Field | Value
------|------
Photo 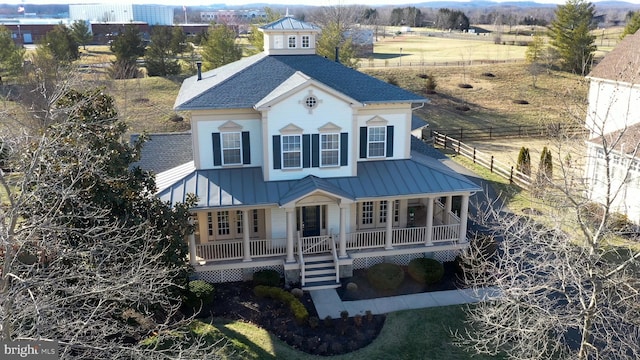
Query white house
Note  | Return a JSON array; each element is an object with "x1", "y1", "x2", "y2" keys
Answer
[
  {"x1": 584, "y1": 31, "x2": 640, "y2": 225},
  {"x1": 136, "y1": 16, "x2": 481, "y2": 289}
]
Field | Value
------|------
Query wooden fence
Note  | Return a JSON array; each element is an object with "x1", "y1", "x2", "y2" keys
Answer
[
  {"x1": 433, "y1": 132, "x2": 533, "y2": 189},
  {"x1": 429, "y1": 123, "x2": 588, "y2": 142}
]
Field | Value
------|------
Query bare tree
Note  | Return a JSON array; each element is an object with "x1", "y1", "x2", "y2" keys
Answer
[
  {"x1": 456, "y1": 74, "x2": 640, "y2": 359},
  {"x1": 0, "y1": 90, "x2": 222, "y2": 358}
]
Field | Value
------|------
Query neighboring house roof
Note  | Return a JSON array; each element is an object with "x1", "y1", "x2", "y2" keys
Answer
[
  {"x1": 130, "y1": 132, "x2": 192, "y2": 174},
  {"x1": 411, "y1": 114, "x2": 429, "y2": 131},
  {"x1": 156, "y1": 159, "x2": 481, "y2": 209},
  {"x1": 588, "y1": 31, "x2": 640, "y2": 84},
  {"x1": 174, "y1": 54, "x2": 426, "y2": 110},
  {"x1": 260, "y1": 16, "x2": 320, "y2": 31},
  {"x1": 588, "y1": 122, "x2": 640, "y2": 157}
]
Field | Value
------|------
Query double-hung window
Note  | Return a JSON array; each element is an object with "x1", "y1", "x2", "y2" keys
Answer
[
  {"x1": 301, "y1": 35, "x2": 310, "y2": 48},
  {"x1": 368, "y1": 126, "x2": 386, "y2": 158},
  {"x1": 282, "y1": 135, "x2": 302, "y2": 169},
  {"x1": 320, "y1": 133, "x2": 340, "y2": 167},
  {"x1": 288, "y1": 35, "x2": 296, "y2": 48},
  {"x1": 221, "y1": 132, "x2": 242, "y2": 165}
]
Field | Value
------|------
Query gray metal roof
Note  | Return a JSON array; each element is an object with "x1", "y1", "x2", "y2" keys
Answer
[
  {"x1": 130, "y1": 132, "x2": 192, "y2": 174},
  {"x1": 174, "y1": 54, "x2": 426, "y2": 111},
  {"x1": 260, "y1": 16, "x2": 320, "y2": 31},
  {"x1": 157, "y1": 159, "x2": 481, "y2": 209}
]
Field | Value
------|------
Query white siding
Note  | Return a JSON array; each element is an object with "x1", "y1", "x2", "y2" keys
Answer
[
  {"x1": 191, "y1": 113, "x2": 263, "y2": 170},
  {"x1": 586, "y1": 80, "x2": 640, "y2": 139},
  {"x1": 265, "y1": 86, "x2": 355, "y2": 181}
]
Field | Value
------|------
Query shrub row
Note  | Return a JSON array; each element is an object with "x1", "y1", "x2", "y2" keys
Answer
[
  {"x1": 253, "y1": 269, "x2": 281, "y2": 287},
  {"x1": 254, "y1": 285, "x2": 309, "y2": 324}
]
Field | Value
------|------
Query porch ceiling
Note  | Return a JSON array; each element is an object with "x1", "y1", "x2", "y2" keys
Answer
[{"x1": 157, "y1": 159, "x2": 482, "y2": 209}]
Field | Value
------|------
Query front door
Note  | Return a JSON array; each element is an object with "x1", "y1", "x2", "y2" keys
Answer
[{"x1": 302, "y1": 206, "x2": 321, "y2": 237}]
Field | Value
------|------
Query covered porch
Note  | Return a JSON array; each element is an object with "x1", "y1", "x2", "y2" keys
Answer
[{"x1": 188, "y1": 195, "x2": 469, "y2": 265}]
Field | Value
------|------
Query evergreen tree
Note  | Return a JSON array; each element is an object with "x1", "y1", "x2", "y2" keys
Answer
[
  {"x1": 621, "y1": 11, "x2": 640, "y2": 38},
  {"x1": 516, "y1": 147, "x2": 531, "y2": 176},
  {"x1": 144, "y1": 26, "x2": 181, "y2": 77},
  {"x1": 548, "y1": 0, "x2": 596, "y2": 75},
  {"x1": 525, "y1": 34, "x2": 546, "y2": 64},
  {"x1": 316, "y1": 20, "x2": 359, "y2": 68},
  {"x1": 201, "y1": 25, "x2": 242, "y2": 71},
  {"x1": 0, "y1": 88, "x2": 215, "y2": 358},
  {"x1": 109, "y1": 24, "x2": 146, "y2": 79},
  {"x1": 0, "y1": 26, "x2": 25, "y2": 82},
  {"x1": 70, "y1": 20, "x2": 92, "y2": 50},
  {"x1": 539, "y1": 146, "x2": 553, "y2": 180},
  {"x1": 42, "y1": 23, "x2": 79, "y2": 63}
]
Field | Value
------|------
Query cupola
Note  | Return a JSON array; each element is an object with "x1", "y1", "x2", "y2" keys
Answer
[{"x1": 259, "y1": 15, "x2": 321, "y2": 56}]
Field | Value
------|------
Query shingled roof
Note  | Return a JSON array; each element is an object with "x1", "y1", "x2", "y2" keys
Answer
[
  {"x1": 174, "y1": 54, "x2": 426, "y2": 110},
  {"x1": 588, "y1": 31, "x2": 640, "y2": 84}
]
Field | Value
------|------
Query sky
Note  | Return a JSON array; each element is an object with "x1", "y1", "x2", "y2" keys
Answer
[{"x1": 6, "y1": 0, "x2": 640, "y2": 5}]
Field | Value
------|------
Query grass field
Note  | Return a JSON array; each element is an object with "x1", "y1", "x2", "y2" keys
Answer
[{"x1": 207, "y1": 305, "x2": 503, "y2": 360}]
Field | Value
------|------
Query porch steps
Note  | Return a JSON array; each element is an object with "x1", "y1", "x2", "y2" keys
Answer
[{"x1": 302, "y1": 255, "x2": 340, "y2": 291}]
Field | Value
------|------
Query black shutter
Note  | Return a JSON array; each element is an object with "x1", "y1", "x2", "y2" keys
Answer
[
  {"x1": 312, "y1": 134, "x2": 320, "y2": 167},
  {"x1": 303, "y1": 134, "x2": 311, "y2": 168},
  {"x1": 340, "y1": 132, "x2": 348, "y2": 166},
  {"x1": 212, "y1": 133, "x2": 222, "y2": 166},
  {"x1": 359, "y1": 127, "x2": 367, "y2": 158},
  {"x1": 242, "y1": 131, "x2": 250, "y2": 165},
  {"x1": 273, "y1": 135, "x2": 281, "y2": 169},
  {"x1": 386, "y1": 126, "x2": 394, "y2": 157}
]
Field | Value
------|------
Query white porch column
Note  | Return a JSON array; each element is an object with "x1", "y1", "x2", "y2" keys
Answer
[
  {"x1": 385, "y1": 200, "x2": 394, "y2": 250},
  {"x1": 339, "y1": 204, "x2": 348, "y2": 258},
  {"x1": 242, "y1": 209, "x2": 251, "y2": 262},
  {"x1": 425, "y1": 197, "x2": 433, "y2": 246},
  {"x1": 285, "y1": 207, "x2": 296, "y2": 263},
  {"x1": 459, "y1": 194, "x2": 470, "y2": 243},
  {"x1": 443, "y1": 196, "x2": 452, "y2": 224},
  {"x1": 188, "y1": 233, "x2": 197, "y2": 266}
]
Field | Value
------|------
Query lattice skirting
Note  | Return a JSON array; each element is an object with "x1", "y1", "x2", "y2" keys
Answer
[
  {"x1": 353, "y1": 249, "x2": 460, "y2": 270},
  {"x1": 194, "y1": 264, "x2": 284, "y2": 284}
]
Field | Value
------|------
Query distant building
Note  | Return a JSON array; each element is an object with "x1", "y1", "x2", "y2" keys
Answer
[
  {"x1": 0, "y1": 18, "x2": 66, "y2": 44},
  {"x1": 69, "y1": 4, "x2": 173, "y2": 26},
  {"x1": 200, "y1": 9, "x2": 266, "y2": 25}
]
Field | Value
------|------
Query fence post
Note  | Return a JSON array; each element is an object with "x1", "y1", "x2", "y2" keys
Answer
[
  {"x1": 510, "y1": 166, "x2": 514, "y2": 184},
  {"x1": 444, "y1": 134, "x2": 447, "y2": 150},
  {"x1": 473, "y1": 148, "x2": 476, "y2": 163},
  {"x1": 457, "y1": 139, "x2": 461, "y2": 154},
  {"x1": 460, "y1": 128, "x2": 463, "y2": 140},
  {"x1": 489, "y1": 127, "x2": 493, "y2": 139},
  {"x1": 490, "y1": 156, "x2": 494, "y2": 173}
]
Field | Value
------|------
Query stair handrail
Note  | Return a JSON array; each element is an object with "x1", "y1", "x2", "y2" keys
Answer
[
  {"x1": 330, "y1": 233, "x2": 340, "y2": 284},
  {"x1": 297, "y1": 231, "x2": 306, "y2": 286}
]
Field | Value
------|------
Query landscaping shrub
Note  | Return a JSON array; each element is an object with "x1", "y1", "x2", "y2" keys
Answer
[
  {"x1": 407, "y1": 258, "x2": 445, "y2": 285},
  {"x1": 366, "y1": 263, "x2": 405, "y2": 291},
  {"x1": 386, "y1": 75, "x2": 398, "y2": 85},
  {"x1": 291, "y1": 288, "x2": 304, "y2": 298},
  {"x1": 253, "y1": 269, "x2": 281, "y2": 287},
  {"x1": 517, "y1": 147, "x2": 531, "y2": 176},
  {"x1": 185, "y1": 280, "x2": 214, "y2": 309},
  {"x1": 253, "y1": 285, "x2": 309, "y2": 324}
]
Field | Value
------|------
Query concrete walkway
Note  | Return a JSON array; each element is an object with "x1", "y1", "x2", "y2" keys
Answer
[{"x1": 309, "y1": 287, "x2": 499, "y2": 318}]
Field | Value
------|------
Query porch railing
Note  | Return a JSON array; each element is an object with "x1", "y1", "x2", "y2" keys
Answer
[
  {"x1": 196, "y1": 225, "x2": 462, "y2": 262},
  {"x1": 299, "y1": 234, "x2": 332, "y2": 255},
  {"x1": 196, "y1": 238, "x2": 286, "y2": 262}
]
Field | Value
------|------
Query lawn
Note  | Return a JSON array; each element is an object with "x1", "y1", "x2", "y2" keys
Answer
[{"x1": 206, "y1": 305, "x2": 502, "y2": 360}]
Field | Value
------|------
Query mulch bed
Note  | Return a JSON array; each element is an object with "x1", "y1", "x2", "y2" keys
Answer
[
  {"x1": 195, "y1": 261, "x2": 463, "y2": 356},
  {"x1": 199, "y1": 281, "x2": 385, "y2": 356}
]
